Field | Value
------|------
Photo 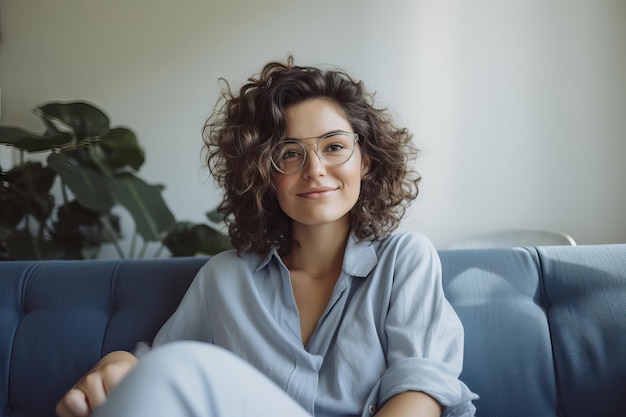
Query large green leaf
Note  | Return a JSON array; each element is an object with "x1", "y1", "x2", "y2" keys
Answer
[
  {"x1": 5, "y1": 161, "x2": 56, "y2": 193},
  {"x1": 3, "y1": 162, "x2": 57, "y2": 220},
  {"x1": 162, "y1": 222, "x2": 202, "y2": 256},
  {"x1": 36, "y1": 101, "x2": 110, "y2": 141},
  {"x1": 4, "y1": 230, "x2": 44, "y2": 259},
  {"x1": 107, "y1": 173, "x2": 176, "y2": 242},
  {"x1": 99, "y1": 127, "x2": 145, "y2": 170},
  {"x1": 0, "y1": 127, "x2": 72, "y2": 152},
  {"x1": 56, "y1": 200, "x2": 102, "y2": 226},
  {"x1": 52, "y1": 201, "x2": 108, "y2": 258},
  {"x1": 206, "y1": 207, "x2": 224, "y2": 223},
  {"x1": 63, "y1": 147, "x2": 102, "y2": 172},
  {"x1": 163, "y1": 222, "x2": 230, "y2": 256},
  {"x1": 4, "y1": 229, "x2": 70, "y2": 260},
  {"x1": 47, "y1": 153, "x2": 115, "y2": 213},
  {"x1": 0, "y1": 190, "x2": 25, "y2": 228},
  {"x1": 194, "y1": 224, "x2": 231, "y2": 255},
  {"x1": 86, "y1": 146, "x2": 114, "y2": 176}
]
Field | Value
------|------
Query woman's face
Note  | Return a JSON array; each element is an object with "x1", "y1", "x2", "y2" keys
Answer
[{"x1": 274, "y1": 98, "x2": 369, "y2": 230}]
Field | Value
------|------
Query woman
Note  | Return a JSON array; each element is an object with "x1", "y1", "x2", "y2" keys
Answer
[{"x1": 56, "y1": 57, "x2": 477, "y2": 417}]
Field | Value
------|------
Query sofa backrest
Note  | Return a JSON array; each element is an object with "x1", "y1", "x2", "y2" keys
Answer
[
  {"x1": 0, "y1": 257, "x2": 206, "y2": 417},
  {"x1": 1, "y1": 244, "x2": 625, "y2": 417},
  {"x1": 535, "y1": 245, "x2": 626, "y2": 416},
  {"x1": 440, "y1": 247, "x2": 558, "y2": 416},
  {"x1": 440, "y1": 244, "x2": 626, "y2": 417}
]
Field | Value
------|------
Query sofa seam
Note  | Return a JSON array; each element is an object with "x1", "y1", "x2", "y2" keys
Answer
[
  {"x1": 534, "y1": 246, "x2": 566, "y2": 417},
  {"x1": 101, "y1": 260, "x2": 122, "y2": 357},
  {"x1": 6, "y1": 263, "x2": 38, "y2": 415}
]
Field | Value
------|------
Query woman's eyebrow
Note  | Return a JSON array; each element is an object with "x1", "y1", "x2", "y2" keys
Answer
[{"x1": 284, "y1": 129, "x2": 347, "y2": 141}]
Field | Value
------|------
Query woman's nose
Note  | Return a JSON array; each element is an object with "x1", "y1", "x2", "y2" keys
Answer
[{"x1": 302, "y1": 146, "x2": 326, "y2": 177}]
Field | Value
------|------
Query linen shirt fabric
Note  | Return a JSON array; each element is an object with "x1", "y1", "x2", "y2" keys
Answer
[{"x1": 140, "y1": 231, "x2": 477, "y2": 417}]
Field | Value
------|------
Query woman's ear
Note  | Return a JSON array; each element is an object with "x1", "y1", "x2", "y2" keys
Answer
[{"x1": 360, "y1": 154, "x2": 371, "y2": 178}]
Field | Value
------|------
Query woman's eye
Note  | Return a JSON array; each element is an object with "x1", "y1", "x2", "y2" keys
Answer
[
  {"x1": 282, "y1": 150, "x2": 301, "y2": 160},
  {"x1": 325, "y1": 144, "x2": 345, "y2": 152}
]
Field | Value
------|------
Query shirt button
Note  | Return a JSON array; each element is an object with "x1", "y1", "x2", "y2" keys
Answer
[{"x1": 368, "y1": 404, "x2": 376, "y2": 416}]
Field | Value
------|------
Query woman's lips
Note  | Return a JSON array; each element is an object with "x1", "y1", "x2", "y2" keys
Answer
[{"x1": 297, "y1": 188, "x2": 337, "y2": 199}]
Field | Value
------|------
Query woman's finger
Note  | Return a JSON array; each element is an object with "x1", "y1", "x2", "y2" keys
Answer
[
  {"x1": 78, "y1": 372, "x2": 108, "y2": 410},
  {"x1": 56, "y1": 388, "x2": 90, "y2": 417}
]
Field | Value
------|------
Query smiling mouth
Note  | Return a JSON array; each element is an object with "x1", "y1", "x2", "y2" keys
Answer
[{"x1": 297, "y1": 189, "x2": 337, "y2": 199}]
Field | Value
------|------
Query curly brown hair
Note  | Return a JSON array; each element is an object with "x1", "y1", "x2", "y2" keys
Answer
[{"x1": 204, "y1": 56, "x2": 420, "y2": 254}]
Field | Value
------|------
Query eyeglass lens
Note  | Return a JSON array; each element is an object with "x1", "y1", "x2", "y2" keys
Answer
[{"x1": 272, "y1": 132, "x2": 357, "y2": 174}]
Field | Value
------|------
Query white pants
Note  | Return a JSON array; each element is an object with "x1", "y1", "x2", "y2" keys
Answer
[{"x1": 93, "y1": 341, "x2": 312, "y2": 417}]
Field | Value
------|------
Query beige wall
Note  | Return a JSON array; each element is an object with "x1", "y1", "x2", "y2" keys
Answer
[{"x1": 1, "y1": 0, "x2": 625, "y2": 252}]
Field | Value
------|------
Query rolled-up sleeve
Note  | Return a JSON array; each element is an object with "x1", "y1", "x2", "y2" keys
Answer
[{"x1": 378, "y1": 233, "x2": 477, "y2": 416}]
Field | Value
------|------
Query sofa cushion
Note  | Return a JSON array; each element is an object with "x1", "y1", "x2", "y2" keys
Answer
[
  {"x1": 538, "y1": 244, "x2": 626, "y2": 417},
  {"x1": 440, "y1": 248, "x2": 558, "y2": 417}
]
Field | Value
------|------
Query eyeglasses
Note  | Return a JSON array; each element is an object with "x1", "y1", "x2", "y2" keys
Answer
[{"x1": 271, "y1": 130, "x2": 359, "y2": 175}]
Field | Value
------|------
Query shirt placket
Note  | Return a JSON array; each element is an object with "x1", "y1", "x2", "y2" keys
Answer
[{"x1": 306, "y1": 273, "x2": 351, "y2": 355}]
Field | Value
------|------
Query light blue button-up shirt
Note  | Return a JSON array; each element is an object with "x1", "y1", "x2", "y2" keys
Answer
[{"x1": 144, "y1": 231, "x2": 477, "y2": 416}]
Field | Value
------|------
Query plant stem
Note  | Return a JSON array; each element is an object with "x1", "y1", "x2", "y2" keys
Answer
[
  {"x1": 138, "y1": 240, "x2": 148, "y2": 258},
  {"x1": 101, "y1": 220, "x2": 125, "y2": 258},
  {"x1": 20, "y1": 150, "x2": 44, "y2": 259},
  {"x1": 29, "y1": 217, "x2": 43, "y2": 260},
  {"x1": 61, "y1": 179, "x2": 70, "y2": 204},
  {"x1": 129, "y1": 230, "x2": 137, "y2": 258},
  {"x1": 153, "y1": 243, "x2": 165, "y2": 258}
]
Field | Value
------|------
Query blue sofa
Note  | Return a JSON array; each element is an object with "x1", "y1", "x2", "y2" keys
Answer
[{"x1": 1, "y1": 244, "x2": 625, "y2": 417}]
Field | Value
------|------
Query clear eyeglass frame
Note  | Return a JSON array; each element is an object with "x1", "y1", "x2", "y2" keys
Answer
[{"x1": 270, "y1": 130, "x2": 359, "y2": 175}]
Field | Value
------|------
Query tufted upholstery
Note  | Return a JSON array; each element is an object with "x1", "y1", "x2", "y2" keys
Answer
[
  {"x1": 1, "y1": 245, "x2": 625, "y2": 417},
  {"x1": 1, "y1": 257, "x2": 206, "y2": 417}
]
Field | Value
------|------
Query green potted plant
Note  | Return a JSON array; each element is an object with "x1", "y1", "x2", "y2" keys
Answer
[{"x1": 0, "y1": 100, "x2": 229, "y2": 260}]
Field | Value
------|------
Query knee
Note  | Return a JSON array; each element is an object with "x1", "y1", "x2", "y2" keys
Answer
[
  {"x1": 146, "y1": 340, "x2": 220, "y2": 357},
  {"x1": 138, "y1": 341, "x2": 239, "y2": 379}
]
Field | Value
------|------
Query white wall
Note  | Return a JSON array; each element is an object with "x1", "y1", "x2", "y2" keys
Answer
[{"x1": 1, "y1": 0, "x2": 625, "y2": 251}]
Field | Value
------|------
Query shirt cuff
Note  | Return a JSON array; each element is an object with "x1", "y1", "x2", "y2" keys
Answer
[{"x1": 378, "y1": 356, "x2": 478, "y2": 416}]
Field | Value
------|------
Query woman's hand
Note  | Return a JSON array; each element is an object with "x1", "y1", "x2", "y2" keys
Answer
[{"x1": 56, "y1": 350, "x2": 138, "y2": 417}]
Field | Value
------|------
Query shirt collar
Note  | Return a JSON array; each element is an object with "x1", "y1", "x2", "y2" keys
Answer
[
  {"x1": 253, "y1": 233, "x2": 378, "y2": 278},
  {"x1": 253, "y1": 248, "x2": 278, "y2": 273},
  {"x1": 342, "y1": 233, "x2": 378, "y2": 278}
]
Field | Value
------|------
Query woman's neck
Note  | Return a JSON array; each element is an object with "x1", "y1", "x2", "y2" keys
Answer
[{"x1": 282, "y1": 221, "x2": 350, "y2": 281}]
